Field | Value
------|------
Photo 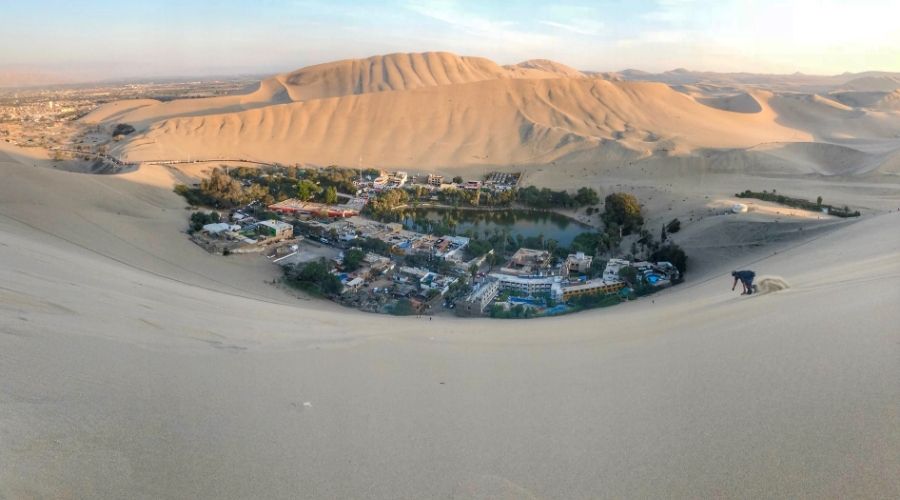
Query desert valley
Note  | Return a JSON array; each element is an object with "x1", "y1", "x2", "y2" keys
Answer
[{"x1": 2, "y1": 44, "x2": 899, "y2": 499}]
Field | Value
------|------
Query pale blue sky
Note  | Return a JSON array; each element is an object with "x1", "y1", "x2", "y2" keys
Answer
[{"x1": 4, "y1": 0, "x2": 899, "y2": 80}]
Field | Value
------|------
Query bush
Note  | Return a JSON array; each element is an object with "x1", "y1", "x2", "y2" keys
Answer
[
  {"x1": 112, "y1": 123, "x2": 135, "y2": 136},
  {"x1": 665, "y1": 218, "x2": 681, "y2": 234}
]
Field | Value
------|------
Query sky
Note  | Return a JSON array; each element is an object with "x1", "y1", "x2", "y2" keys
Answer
[{"x1": 2, "y1": 0, "x2": 899, "y2": 82}]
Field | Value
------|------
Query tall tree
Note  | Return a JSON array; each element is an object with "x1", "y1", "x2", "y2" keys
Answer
[
  {"x1": 297, "y1": 179, "x2": 321, "y2": 201},
  {"x1": 323, "y1": 186, "x2": 338, "y2": 204}
]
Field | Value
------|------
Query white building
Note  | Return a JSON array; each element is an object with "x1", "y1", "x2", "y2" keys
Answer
[
  {"x1": 603, "y1": 258, "x2": 631, "y2": 281},
  {"x1": 463, "y1": 278, "x2": 500, "y2": 313},
  {"x1": 202, "y1": 222, "x2": 234, "y2": 234},
  {"x1": 563, "y1": 252, "x2": 593, "y2": 276},
  {"x1": 490, "y1": 273, "x2": 560, "y2": 296}
]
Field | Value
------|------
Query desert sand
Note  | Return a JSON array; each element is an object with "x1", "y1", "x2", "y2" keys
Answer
[
  {"x1": 2, "y1": 52, "x2": 900, "y2": 498},
  {"x1": 80, "y1": 52, "x2": 900, "y2": 174}
]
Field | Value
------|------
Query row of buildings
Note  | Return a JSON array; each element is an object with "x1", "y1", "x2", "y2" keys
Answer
[
  {"x1": 458, "y1": 249, "x2": 679, "y2": 316},
  {"x1": 197, "y1": 216, "x2": 294, "y2": 252}
]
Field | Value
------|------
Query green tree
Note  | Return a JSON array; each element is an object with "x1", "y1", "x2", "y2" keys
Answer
[
  {"x1": 574, "y1": 187, "x2": 599, "y2": 206},
  {"x1": 602, "y1": 193, "x2": 644, "y2": 235},
  {"x1": 343, "y1": 248, "x2": 365, "y2": 272},
  {"x1": 323, "y1": 185, "x2": 339, "y2": 204},
  {"x1": 200, "y1": 168, "x2": 244, "y2": 207},
  {"x1": 651, "y1": 243, "x2": 688, "y2": 274},
  {"x1": 297, "y1": 179, "x2": 322, "y2": 201},
  {"x1": 452, "y1": 175, "x2": 463, "y2": 184},
  {"x1": 287, "y1": 258, "x2": 342, "y2": 296}
]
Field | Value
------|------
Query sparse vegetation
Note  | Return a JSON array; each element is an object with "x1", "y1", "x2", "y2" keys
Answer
[
  {"x1": 112, "y1": 123, "x2": 135, "y2": 136},
  {"x1": 517, "y1": 186, "x2": 598, "y2": 209},
  {"x1": 736, "y1": 190, "x2": 860, "y2": 217}
]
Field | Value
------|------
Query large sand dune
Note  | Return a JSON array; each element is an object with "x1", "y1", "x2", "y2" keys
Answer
[
  {"x1": 82, "y1": 52, "x2": 900, "y2": 174},
  {"x1": 1, "y1": 144, "x2": 898, "y2": 498},
  {"x1": 110, "y1": 77, "x2": 811, "y2": 167}
]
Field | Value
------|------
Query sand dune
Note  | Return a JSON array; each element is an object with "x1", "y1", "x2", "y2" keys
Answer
[
  {"x1": 112, "y1": 76, "x2": 809, "y2": 167},
  {"x1": 839, "y1": 75, "x2": 900, "y2": 92},
  {"x1": 84, "y1": 52, "x2": 587, "y2": 130},
  {"x1": 696, "y1": 91, "x2": 763, "y2": 113},
  {"x1": 77, "y1": 53, "x2": 900, "y2": 174},
  {"x1": 1, "y1": 142, "x2": 898, "y2": 498},
  {"x1": 505, "y1": 58, "x2": 586, "y2": 78}
]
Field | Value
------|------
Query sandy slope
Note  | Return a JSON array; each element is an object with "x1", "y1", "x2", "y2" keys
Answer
[
  {"x1": 1, "y1": 139, "x2": 899, "y2": 498},
  {"x1": 79, "y1": 52, "x2": 900, "y2": 174},
  {"x1": 113, "y1": 77, "x2": 809, "y2": 167}
]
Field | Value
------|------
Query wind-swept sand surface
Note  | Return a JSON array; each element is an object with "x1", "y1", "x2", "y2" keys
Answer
[
  {"x1": 1, "y1": 139, "x2": 899, "y2": 498},
  {"x1": 81, "y1": 52, "x2": 900, "y2": 174}
]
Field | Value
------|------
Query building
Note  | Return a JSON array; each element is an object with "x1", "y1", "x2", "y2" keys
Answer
[
  {"x1": 558, "y1": 279, "x2": 625, "y2": 301},
  {"x1": 603, "y1": 258, "x2": 631, "y2": 281},
  {"x1": 502, "y1": 248, "x2": 552, "y2": 275},
  {"x1": 343, "y1": 277, "x2": 365, "y2": 293},
  {"x1": 563, "y1": 252, "x2": 593, "y2": 276},
  {"x1": 202, "y1": 222, "x2": 232, "y2": 235},
  {"x1": 462, "y1": 278, "x2": 500, "y2": 314},
  {"x1": 490, "y1": 273, "x2": 560, "y2": 296},
  {"x1": 396, "y1": 266, "x2": 456, "y2": 296},
  {"x1": 426, "y1": 174, "x2": 444, "y2": 186},
  {"x1": 257, "y1": 220, "x2": 294, "y2": 239},
  {"x1": 432, "y1": 235, "x2": 470, "y2": 261},
  {"x1": 268, "y1": 198, "x2": 359, "y2": 218}
]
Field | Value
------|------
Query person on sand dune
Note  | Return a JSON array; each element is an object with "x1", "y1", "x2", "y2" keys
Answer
[{"x1": 732, "y1": 270, "x2": 756, "y2": 295}]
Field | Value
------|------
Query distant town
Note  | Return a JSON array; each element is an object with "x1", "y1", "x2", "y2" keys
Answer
[
  {"x1": 177, "y1": 164, "x2": 687, "y2": 318},
  {"x1": 0, "y1": 78, "x2": 257, "y2": 168}
]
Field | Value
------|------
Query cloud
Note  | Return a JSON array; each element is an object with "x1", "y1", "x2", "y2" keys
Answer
[
  {"x1": 403, "y1": 0, "x2": 556, "y2": 49},
  {"x1": 539, "y1": 19, "x2": 604, "y2": 36},
  {"x1": 643, "y1": 0, "x2": 698, "y2": 24}
]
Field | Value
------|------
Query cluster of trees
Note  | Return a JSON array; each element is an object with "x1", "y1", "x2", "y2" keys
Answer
[
  {"x1": 176, "y1": 165, "x2": 360, "y2": 210},
  {"x1": 284, "y1": 259, "x2": 342, "y2": 296},
  {"x1": 188, "y1": 211, "x2": 221, "y2": 232},
  {"x1": 351, "y1": 237, "x2": 392, "y2": 255},
  {"x1": 602, "y1": 192, "x2": 644, "y2": 235},
  {"x1": 400, "y1": 252, "x2": 456, "y2": 276},
  {"x1": 175, "y1": 168, "x2": 272, "y2": 208},
  {"x1": 200, "y1": 168, "x2": 272, "y2": 207},
  {"x1": 342, "y1": 248, "x2": 365, "y2": 272},
  {"x1": 363, "y1": 189, "x2": 409, "y2": 220},
  {"x1": 516, "y1": 186, "x2": 599, "y2": 209},
  {"x1": 735, "y1": 190, "x2": 859, "y2": 217}
]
